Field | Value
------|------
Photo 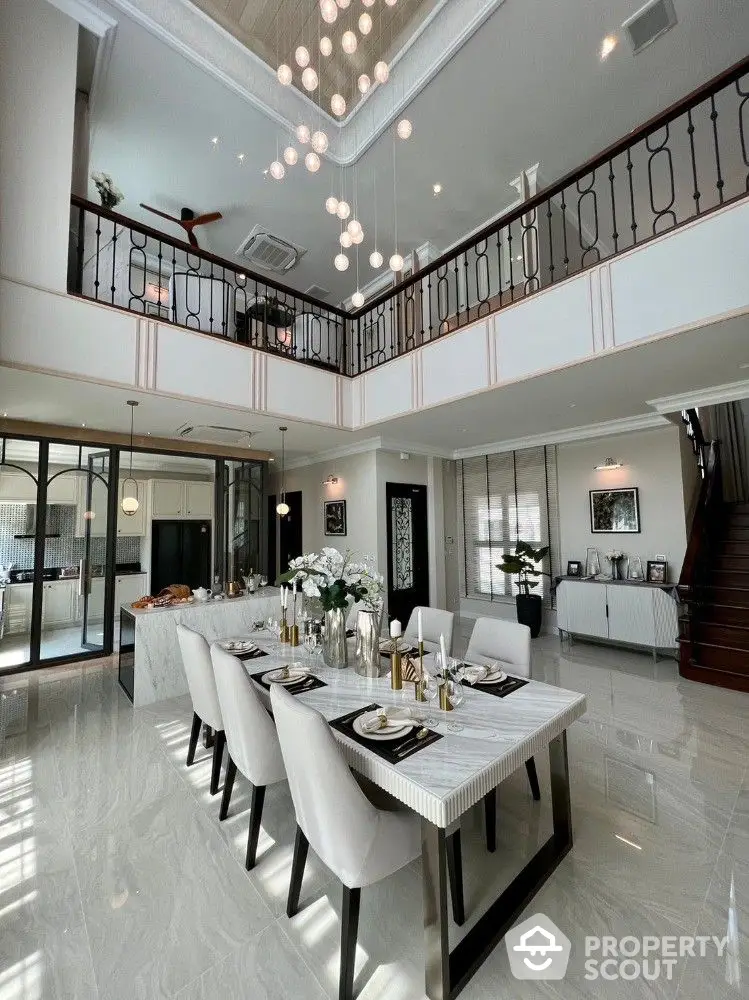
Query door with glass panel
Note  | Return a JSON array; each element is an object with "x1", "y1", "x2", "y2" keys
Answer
[
  {"x1": 385, "y1": 483, "x2": 429, "y2": 626},
  {"x1": 80, "y1": 450, "x2": 110, "y2": 652}
]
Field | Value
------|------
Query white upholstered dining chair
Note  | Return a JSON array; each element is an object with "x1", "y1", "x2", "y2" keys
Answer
[
  {"x1": 209, "y1": 645, "x2": 287, "y2": 869},
  {"x1": 270, "y1": 684, "x2": 428, "y2": 1000},
  {"x1": 403, "y1": 606, "x2": 455, "y2": 655},
  {"x1": 176, "y1": 623, "x2": 225, "y2": 795}
]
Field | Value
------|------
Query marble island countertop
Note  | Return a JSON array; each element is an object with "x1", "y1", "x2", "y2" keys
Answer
[{"x1": 124, "y1": 587, "x2": 280, "y2": 617}]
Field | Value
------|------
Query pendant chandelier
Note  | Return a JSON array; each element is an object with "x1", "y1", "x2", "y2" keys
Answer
[
  {"x1": 121, "y1": 401, "x2": 140, "y2": 516},
  {"x1": 276, "y1": 426, "x2": 290, "y2": 517}
]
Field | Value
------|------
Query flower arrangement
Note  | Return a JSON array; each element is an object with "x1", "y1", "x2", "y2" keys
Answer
[
  {"x1": 605, "y1": 550, "x2": 624, "y2": 562},
  {"x1": 91, "y1": 171, "x2": 124, "y2": 210},
  {"x1": 605, "y1": 550, "x2": 626, "y2": 580},
  {"x1": 278, "y1": 547, "x2": 384, "y2": 612}
]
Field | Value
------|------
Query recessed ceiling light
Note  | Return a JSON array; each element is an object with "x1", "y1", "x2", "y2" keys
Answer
[
  {"x1": 569, "y1": 403, "x2": 577, "y2": 408},
  {"x1": 211, "y1": 136, "x2": 219, "y2": 145},
  {"x1": 262, "y1": 168, "x2": 268, "y2": 176},
  {"x1": 433, "y1": 183, "x2": 442, "y2": 195},
  {"x1": 600, "y1": 34, "x2": 617, "y2": 59},
  {"x1": 237, "y1": 153, "x2": 245, "y2": 163},
  {"x1": 81, "y1": 422, "x2": 86, "y2": 428}
]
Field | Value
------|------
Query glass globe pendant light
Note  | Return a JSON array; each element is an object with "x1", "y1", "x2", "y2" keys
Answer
[
  {"x1": 334, "y1": 253, "x2": 349, "y2": 271},
  {"x1": 362, "y1": 0, "x2": 375, "y2": 6},
  {"x1": 336, "y1": 0, "x2": 351, "y2": 7},
  {"x1": 347, "y1": 218, "x2": 362, "y2": 238},
  {"x1": 351, "y1": 228, "x2": 363, "y2": 244},
  {"x1": 301, "y1": 66, "x2": 319, "y2": 91},
  {"x1": 295, "y1": 46, "x2": 310, "y2": 68},
  {"x1": 336, "y1": 199, "x2": 351, "y2": 219},
  {"x1": 325, "y1": 195, "x2": 339, "y2": 214},
  {"x1": 339, "y1": 231, "x2": 353, "y2": 248},
  {"x1": 121, "y1": 401, "x2": 140, "y2": 516},
  {"x1": 283, "y1": 146, "x2": 298, "y2": 165},
  {"x1": 296, "y1": 124, "x2": 311, "y2": 144},
  {"x1": 320, "y1": 35, "x2": 333, "y2": 56},
  {"x1": 311, "y1": 130, "x2": 329, "y2": 154},
  {"x1": 352, "y1": 290, "x2": 365, "y2": 308},
  {"x1": 320, "y1": 0, "x2": 337, "y2": 22},
  {"x1": 331, "y1": 93, "x2": 346, "y2": 116},
  {"x1": 389, "y1": 252, "x2": 404, "y2": 272},
  {"x1": 374, "y1": 61, "x2": 389, "y2": 84},
  {"x1": 358, "y1": 73, "x2": 371, "y2": 94},
  {"x1": 277, "y1": 64, "x2": 292, "y2": 85},
  {"x1": 341, "y1": 30, "x2": 357, "y2": 54},
  {"x1": 305, "y1": 151, "x2": 321, "y2": 172},
  {"x1": 275, "y1": 426, "x2": 290, "y2": 517},
  {"x1": 396, "y1": 118, "x2": 413, "y2": 139},
  {"x1": 269, "y1": 160, "x2": 285, "y2": 180},
  {"x1": 358, "y1": 12, "x2": 372, "y2": 34},
  {"x1": 369, "y1": 249, "x2": 383, "y2": 268}
]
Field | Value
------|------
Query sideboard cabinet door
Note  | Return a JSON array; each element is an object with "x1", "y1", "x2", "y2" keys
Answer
[{"x1": 560, "y1": 581, "x2": 609, "y2": 638}]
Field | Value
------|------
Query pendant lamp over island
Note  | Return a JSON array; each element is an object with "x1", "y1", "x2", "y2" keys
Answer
[
  {"x1": 276, "y1": 426, "x2": 290, "y2": 517},
  {"x1": 121, "y1": 400, "x2": 140, "y2": 516}
]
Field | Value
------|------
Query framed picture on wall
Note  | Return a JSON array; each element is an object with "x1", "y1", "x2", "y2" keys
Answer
[
  {"x1": 590, "y1": 487, "x2": 640, "y2": 533},
  {"x1": 324, "y1": 499, "x2": 347, "y2": 536}
]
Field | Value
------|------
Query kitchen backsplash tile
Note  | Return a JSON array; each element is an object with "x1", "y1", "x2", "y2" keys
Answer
[{"x1": 0, "y1": 505, "x2": 139, "y2": 570}]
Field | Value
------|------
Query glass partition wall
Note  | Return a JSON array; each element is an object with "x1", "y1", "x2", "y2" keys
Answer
[{"x1": 0, "y1": 433, "x2": 269, "y2": 675}]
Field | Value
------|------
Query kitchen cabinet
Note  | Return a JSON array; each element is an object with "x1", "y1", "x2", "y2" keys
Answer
[
  {"x1": 41, "y1": 580, "x2": 76, "y2": 628},
  {"x1": 87, "y1": 578, "x2": 105, "y2": 624},
  {"x1": 5, "y1": 584, "x2": 33, "y2": 634},
  {"x1": 556, "y1": 580, "x2": 678, "y2": 659},
  {"x1": 117, "y1": 479, "x2": 145, "y2": 536},
  {"x1": 151, "y1": 480, "x2": 213, "y2": 519},
  {"x1": 114, "y1": 573, "x2": 147, "y2": 614},
  {"x1": 0, "y1": 470, "x2": 38, "y2": 502}
]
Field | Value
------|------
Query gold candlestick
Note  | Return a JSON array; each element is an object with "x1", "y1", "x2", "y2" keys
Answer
[
  {"x1": 439, "y1": 679, "x2": 453, "y2": 711},
  {"x1": 290, "y1": 624, "x2": 299, "y2": 647},
  {"x1": 280, "y1": 608, "x2": 289, "y2": 643},
  {"x1": 390, "y1": 647, "x2": 402, "y2": 690},
  {"x1": 414, "y1": 640, "x2": 426, "y2": 701}
]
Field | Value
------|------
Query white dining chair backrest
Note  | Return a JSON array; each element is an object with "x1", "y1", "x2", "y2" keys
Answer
[
  {"x1": 210, "y1": 645, "x2": 286, "y2": 786},
  {"x1": 271, "y1": 684, "x2": 413, "y2": 888},
  {"x1": 465, "y1": 617, "x2": 531, "y2": 676},
  {"x1": 176, "y1": 623, "x2": 223, "y2": 730},
  {"x1": 404, "y1": 606, "x2": 455, "y2": 656}
]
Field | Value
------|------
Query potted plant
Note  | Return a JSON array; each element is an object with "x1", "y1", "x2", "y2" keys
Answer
[{"x1": 497, "y1": 541, "x2": 550, "y2": 638}]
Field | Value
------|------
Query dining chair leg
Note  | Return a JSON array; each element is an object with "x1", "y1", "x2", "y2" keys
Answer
[
  {"x1": 445, "y1": 831, "x2": 465, "y2": 926},
  {"x1": 186, "y1": 712, "x2": 201, "y2": 767},
  {"x1": 484, "y1": 787, "x2": 497, "y2": 853},
  {"x1": 245, "y1": 784, "x2": 266, "y2": 870},
  {"x1": 219, "y1": 755, "x2": 237, "y2": 821},
  {"x1": 287, "y1": 824, "x2": 310, "y2": 918},
  {"x1": 339, "y1": 885, "x2": 361, "y2": 1000},
  {"x1": 525, "y1": 756, "x2": 541, "y2": 801},
  {"x1": 210, "y1": 730, "x2": 226, "y2": 795}
]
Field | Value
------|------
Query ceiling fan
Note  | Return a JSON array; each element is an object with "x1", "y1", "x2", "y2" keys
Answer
[{"x1": 139, "y1": 204, "x2": 223, "y2": 248}]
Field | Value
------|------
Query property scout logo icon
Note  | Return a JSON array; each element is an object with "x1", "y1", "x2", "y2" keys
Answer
[{"x1": 505, "y1": 914, "x2": 572, "y2": 980}]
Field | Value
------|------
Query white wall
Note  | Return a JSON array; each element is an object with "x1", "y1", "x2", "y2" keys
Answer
[
  {"x1": 557, "y1": 425, "x2": 688, "y2": 585},
  {"x1": 0, "y1": 0, "x2": 77, "y2": 291}
]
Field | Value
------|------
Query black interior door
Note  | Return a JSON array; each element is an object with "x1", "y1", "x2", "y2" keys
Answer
[
  {"x1": 278, "y1": 490, "x2": 302, "y2": 576},
  {"x1": 386, "y1": 482, "x2": 429, "y2": 626}
]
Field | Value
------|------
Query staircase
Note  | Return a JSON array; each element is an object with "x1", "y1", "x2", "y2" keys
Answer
[{"x1": 680, "y1": 502, "x2": 749, "y2": 691}]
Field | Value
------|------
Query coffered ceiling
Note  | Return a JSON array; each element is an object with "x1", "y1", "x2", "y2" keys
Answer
[{"x1": 190, "y1": 0, "x2": 439, "y2": 111}]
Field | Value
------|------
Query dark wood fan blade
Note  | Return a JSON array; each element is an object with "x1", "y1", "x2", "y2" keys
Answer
[
  {"x1": 192, "y1": 211, "x2": 223, "y2": 226},
  {"x1": 184, "y1": 227, "x2": 199, "y2": 248},
  {"x1": 140, "y1": 203, "x2": 181, "y2": 224}
]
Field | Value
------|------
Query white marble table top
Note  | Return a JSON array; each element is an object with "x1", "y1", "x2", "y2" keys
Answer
[
  {"x1": 238, "y1": 635, "x2": 587, "y2": 828},
  {"x1": 125, "y1": 586, "x2": 281, "y2": 617}
]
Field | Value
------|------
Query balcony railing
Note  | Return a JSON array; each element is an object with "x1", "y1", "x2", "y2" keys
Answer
[{"x1": 68, "y1": 56, "x2": 749, "y2": 378}]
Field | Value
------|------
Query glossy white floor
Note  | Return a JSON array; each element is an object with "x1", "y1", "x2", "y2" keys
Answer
[{"x1": 0, "y1": 629, "x2": 747, "y2": 1000}]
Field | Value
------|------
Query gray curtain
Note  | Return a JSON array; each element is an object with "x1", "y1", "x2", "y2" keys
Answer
[{"x1": 700, "y1": 402, "x2": 749, "y2": 503}]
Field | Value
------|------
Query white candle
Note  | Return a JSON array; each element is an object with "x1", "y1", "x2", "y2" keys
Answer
[
  {"x1": 417, "y1": 608, "x2": 423, "y2": 643},
  {"x1": 281, "y1": 586, "x2": 287, "y2": 609},
  {"x1": 293, "y1": 577, "x2": 298, "y2": 595},
  {"x1": 390, "y1": 618, "x2": 402, "y2": 638},
  {"x1": 439, "y1": 632, "x2": 448, "y2": 673}
]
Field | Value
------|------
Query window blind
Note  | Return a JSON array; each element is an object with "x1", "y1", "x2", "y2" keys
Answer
[{"x1": 458, "y1": 445, "x2": 560, "y2": 606}]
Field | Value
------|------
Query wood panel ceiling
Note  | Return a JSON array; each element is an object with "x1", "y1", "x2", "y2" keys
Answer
[{"x1": 190, "y1": 0, "x2": 439, "y2": 112}]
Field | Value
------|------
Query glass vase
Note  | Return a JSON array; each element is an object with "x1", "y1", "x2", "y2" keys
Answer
[{"x1": 322, "y1": 607, "x2": 348, "y2": 669}]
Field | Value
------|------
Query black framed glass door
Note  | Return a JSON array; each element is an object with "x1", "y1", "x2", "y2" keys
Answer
[
  {"x1": 80, "y1": 450, "x2": 110, "y2": 651},
  {"x1": 385, "y1": 482, "x2": 429, "y2": 626}
]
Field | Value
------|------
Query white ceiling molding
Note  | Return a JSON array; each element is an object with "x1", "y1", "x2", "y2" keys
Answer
[
  {"x1": 452, "y1": 412, "x2": 669, "y2": 459},
  {"x1": 46, "y1": 0, "x2": 117, "y2": 36},
  {"x1": 647, "y1": 378, "x2": 749, "y2": 413},
  {"x1": 98, "y1": 0, "x2": 505, "y2": 164},
  {"x1": 285, "y1": 434, "x2": 453, "y2": 470}
]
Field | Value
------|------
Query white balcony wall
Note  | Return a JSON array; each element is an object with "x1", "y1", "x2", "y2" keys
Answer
[{"x1": 0, "y1": 0, "x2": 77, "y2": 292}]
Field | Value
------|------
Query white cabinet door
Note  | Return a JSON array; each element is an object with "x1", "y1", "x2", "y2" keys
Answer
[
  {"x1": 152, "y1": 480, "x2": 184, "y2": 517},
  {"x1": 117, "y1": 479, "x2": 146, "y2": 536},
  {"x1": 0, "y1": 470, "x2": 37, "y2": 501},
  {"x1": 6, "y1": 584, "x2": 33, "y2": 634},
  {"x1": 41, "y1": 581, "x2": 74, "y2": 627},
  {"x1": 87, "y1": 578, "x2": 105, "y2": 623},
  {"x1": 607, "y1": 585, "x2": 657, "y2": 646},
  {"x1": 184, "y1": 482, "x2": 212, "y2": 518},
  {"x1": 47, "y1": 475, "x2": 77, "y2": 503},
  {"x1": 114, "y1": 574, "x2": 147, "y2": 615},
  {"x1": 561, "y1": 581, "x2": 609, "y2": 638}
]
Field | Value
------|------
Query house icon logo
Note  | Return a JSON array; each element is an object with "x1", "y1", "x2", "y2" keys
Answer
[{"x1": 505, "y1": 913, "x2": 571, "y2": 979}]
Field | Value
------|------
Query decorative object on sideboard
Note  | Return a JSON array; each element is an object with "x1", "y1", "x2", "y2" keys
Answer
[
  {"x1": 324, "y1": 499, "x2": 346, "y2": 536},
  {"x1": 605, "y1": 550, "x2": 627, "y2": 581},
  {"x1": 91, "y1": 171, "x2": 123, "y2": 210},
  {"x1": 120, "y1": 401, "x2": 140, "y2": 517},
  {"x1": 497, "y1": 541, "x2": 550, "y2": 638},
  {"x1": 647, "y1": 560, "x2": 668, "y2": 584},
  {"x1": 566, "y1": 560, "x2": 583, "y2": 577},
  {"x1": 275, "y1": 427, "x2": 290, "y2": 517},
  {"x1": 590, "y1": 487, "x2": 641, "y2": 533},
  {"x1": 628, "y1": 555, "x2": 645, "y2": 581},
  {"x1": 585, "y1": 547, "x2": 601, "y2": 578}
]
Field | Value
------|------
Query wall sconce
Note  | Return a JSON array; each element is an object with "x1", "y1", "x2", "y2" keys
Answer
[
  {"x1": 322, "y1": 475, "x2": 339, "y2": 486},
  {"x1": 594, "y1": 457, "x2": 624, "y2": 471}
]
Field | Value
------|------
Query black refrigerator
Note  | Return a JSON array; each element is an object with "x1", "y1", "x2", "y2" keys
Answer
[{"x1": 151, "y1": 521, "x2": 211, "y2": 596}]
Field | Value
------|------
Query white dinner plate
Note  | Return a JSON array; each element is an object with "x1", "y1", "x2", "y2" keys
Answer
[
  {"x1": 221, "y1": 638, "x2": 257, "y2": 653},
  {"x1": 476, "y1": 666, "x2": 507, "y2": 685},
  {"x1": 262, "y1": 667, "x2": 308, "y2": 686},
  {"x1": 353, "y1": 711, "x2": 412, "y2": 741}
]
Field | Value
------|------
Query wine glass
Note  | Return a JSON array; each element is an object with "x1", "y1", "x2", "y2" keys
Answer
[
  {"x1": 259, "y1": 575, "x2": 268, "y2": 588},
  {"x1": 422, "y1": 669, "x2": 442, "y2": 726},
  {"x1": 445, "y1": 678, "x2": 465, "y2": 732}
]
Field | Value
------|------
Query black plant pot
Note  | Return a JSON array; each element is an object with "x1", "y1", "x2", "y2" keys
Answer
[{"x1": 516, "y1": 594, "x2": 543, "y2": 638}]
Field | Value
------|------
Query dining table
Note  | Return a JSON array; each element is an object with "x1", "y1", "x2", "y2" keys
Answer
[{"x1": 229, "y1": 630, "x2": 587, "y2": 1000}]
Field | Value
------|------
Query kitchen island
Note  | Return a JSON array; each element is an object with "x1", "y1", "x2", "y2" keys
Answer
[{"x1": 118, "y1": 588, "x2": 281, "y2": 705}]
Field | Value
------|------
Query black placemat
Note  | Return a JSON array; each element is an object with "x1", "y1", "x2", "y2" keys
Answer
[
  {"x1": 462, "y1": 674, "x2": 529, "y2": 698},
  {"x1": 330, "y1": 704, "x2": 443, "y2": 764},
  {"x1": 249, "y1": 669, "x2": 327, "y2": 695},
  {"x1": 236, "y1": 648, "x2": 269, "y2": 662}
]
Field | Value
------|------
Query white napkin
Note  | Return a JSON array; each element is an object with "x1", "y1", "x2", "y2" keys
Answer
[
  {"x1": 462, "y1": 665, "x2": 489, "y2": 685},
  {"x1": 361, "y1": 706, "x2": 413, "y2": 733}
]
